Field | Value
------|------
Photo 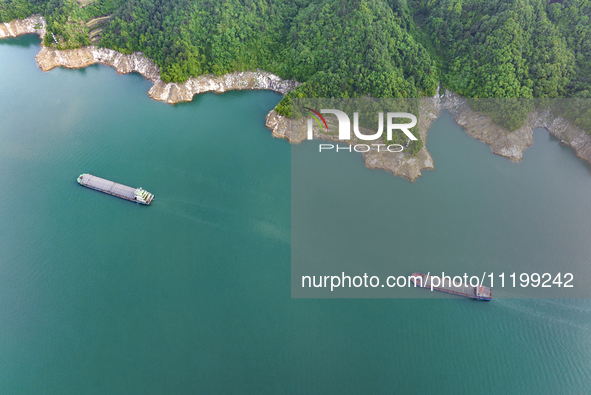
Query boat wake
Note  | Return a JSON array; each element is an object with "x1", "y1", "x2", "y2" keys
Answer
[{"x1": 494, "y1": 298, "x2": 591, "y2": 332}]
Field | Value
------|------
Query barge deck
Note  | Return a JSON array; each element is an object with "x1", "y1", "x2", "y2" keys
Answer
[{"x1": 77, "y1": 173, "x2": 154, "y2": 205}]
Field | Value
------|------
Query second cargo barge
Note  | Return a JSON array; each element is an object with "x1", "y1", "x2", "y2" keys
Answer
[
  {"x1": 410, "y1": 272, "x2": 492, "y2": 300},
  {"x1": 77, "y1": 173, "x2": 154, "y2": 205}
]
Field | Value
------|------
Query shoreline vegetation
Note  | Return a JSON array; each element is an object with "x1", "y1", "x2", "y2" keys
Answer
[
  {"x1": 2, "y1": 15, "x2": 591, "y2": 182},
  {"x1": 0, "y1": 16, "x2": 299, "y2": 103},
  {"x1": 267, "y1": 93, "x2": 591, "y2": 181}
]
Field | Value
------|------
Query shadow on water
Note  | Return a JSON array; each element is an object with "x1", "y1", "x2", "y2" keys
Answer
[{"x1": 0, "y1": 34, "x2": 40, "y2": 48}]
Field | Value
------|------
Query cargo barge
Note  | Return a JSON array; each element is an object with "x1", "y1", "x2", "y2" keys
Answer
[
  {"x1": 77, "y1": 173, "x2": 154, "y2": 205},
  {"x1": 410, "y1": 272, "x2": 492, "y2": 300}
]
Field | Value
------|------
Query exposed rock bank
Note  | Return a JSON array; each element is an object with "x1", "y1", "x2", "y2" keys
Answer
[
  {"x1": 3, "y1": 16, "x2": 591, "y2": 181},
  {"x1": 1, "y1": 16, "x2": 297, "y2": 105},
  {"x1": 265, "y1": 91, "x2": 591, "y2": 181},
  {"x1": 539, "y1": 112, "x2": 591, "y2": 166},
  {"x1": 362, "y1": 96, "x2": 439, "y2": 181},
  {"x1": 36, "y1": 46, "x2": 161, "y2": 80},
  {"x1": 0, "y1": 15, "x2": 45, "y2": 39},
  {"x1": 148, "y1": 71, "x2": 299, "y2": 104},
  {"x1": 36, "y1": 45, "x2": 298, "y2": 104},
  {"x1": 441, "y1": 92, "x2": 591, "y2": 167},
  {"x1": 265, "y1": 95, "x2": 441, "y2": 182}
]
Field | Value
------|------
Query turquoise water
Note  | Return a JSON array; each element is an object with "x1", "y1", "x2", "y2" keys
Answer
[
  {"x1": 292, "y1": 110, "x2": 591, "y2": 298},
  {"x1": 1, "y1": 35, "x2": 591, "y2": 394}
]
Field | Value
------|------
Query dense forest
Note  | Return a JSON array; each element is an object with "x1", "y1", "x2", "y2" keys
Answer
[{"x1": 1, "y1": 0, "x2": 590, "y2": 143}]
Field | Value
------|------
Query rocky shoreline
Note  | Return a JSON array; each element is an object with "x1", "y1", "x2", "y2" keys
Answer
[
  {"x1": 3, "y1": 16, "x2": 591, "y2": 181},
  {"x1": 36, "y1": 45, "x2": 299, "y2": 103},
  {"x1": 265, "y1": 96, "x2": 440, "y2": 182},
  {"x1": 265, "y1": 91, "x2": 591, "y2": 181},
  {"x1": 442, "y1": 92, "x2": 591, "y2": 166},
  {"x1": 1, "y1": 16, "x2": 299, "y2": 105},
  {"x1": 0, "y1": 15, "x2": 45, "y2": 39}
]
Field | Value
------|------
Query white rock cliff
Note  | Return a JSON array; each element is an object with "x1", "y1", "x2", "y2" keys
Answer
[{"x1": 3, "y1": 16, "x2": 591, "y2": 181}]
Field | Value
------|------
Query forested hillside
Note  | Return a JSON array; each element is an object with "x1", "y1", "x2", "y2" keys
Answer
[
  {"x1": 411, "y1": 0, "x2": 589, "y2": 99},
  {"x1": 1, "y1": 0, "x2": 590, "y2": 133}
]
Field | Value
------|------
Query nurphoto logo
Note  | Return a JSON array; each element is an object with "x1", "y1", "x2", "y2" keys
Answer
[{"x1": 304, "y1": 107, "x2": 418, "y2": 153}]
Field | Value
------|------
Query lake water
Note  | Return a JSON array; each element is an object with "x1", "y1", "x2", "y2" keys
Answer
[
  {"x1": 1, "y1": 35, "x2": 590, "y2": 394},
  {"x1": 292, "y1": 108, "x2": 591, "y2": 298}
]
